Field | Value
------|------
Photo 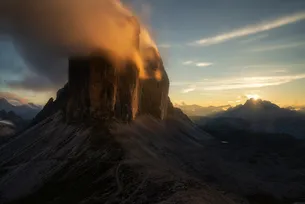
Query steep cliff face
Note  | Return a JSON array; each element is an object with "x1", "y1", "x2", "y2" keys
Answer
[
  {"x1": 115, "y1": 61, "x2": 140, "y2": 121},
  {"x1": 30, "y1": 84, "x2": 68, "y2": 127},
  {"x1": 2, "y1": 49, "x2": 305, "y2": 204},
  {"x1": 66, "y1": 53, "x2": 118, "y2": 122},
  {"x1": 139, "y1": 47, "x2": 170, "y2": 119},
  {"x1": 64, "y1": 48, "x2": 170, "y2": 123},
  {"x1": 65, "y1": 53, "x2": 140, "y2": 122},
  {"x1": 30, "y1": 47, "x2": 172, "y2": 127}
]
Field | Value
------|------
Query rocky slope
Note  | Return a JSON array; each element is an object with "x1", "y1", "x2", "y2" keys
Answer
[
  {"x1": 1, "y1": 51, "x2": 305, "y2": 204},
  {"x1": 2, "y1": 110, "x2": 305, "y2": 204}
]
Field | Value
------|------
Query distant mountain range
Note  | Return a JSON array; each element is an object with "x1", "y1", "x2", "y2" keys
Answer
[
  {"x1": 218, "y1": 99, "x2": 305, "y2": 119},
  {"x1": 174, "y1": 103, "x2": 230, "y2": 117},
  {"x1": 194, "y1": 99, "x2": 305, "y2": 139},
  {"x1": 287, "y1": 105, "x2": 305, "y2": 113},
  {"x1": 0, "y1": 98, "x2": 42, "y2": 119}
]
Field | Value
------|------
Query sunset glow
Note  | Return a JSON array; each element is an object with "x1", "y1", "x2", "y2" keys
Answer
[
  {"x1": 246, "y1": 94, "x2": 260, "y2": 100},
  {"x1": 0, "y1": 0, "x2": 305, "y2": 108}
]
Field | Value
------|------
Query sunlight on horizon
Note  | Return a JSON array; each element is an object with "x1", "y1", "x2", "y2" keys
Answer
[{"x1": 246, "y1": 94, "x2": 260, "y2": 100}]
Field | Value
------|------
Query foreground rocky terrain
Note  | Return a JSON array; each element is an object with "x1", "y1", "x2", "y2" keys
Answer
[
  {"x1": 0, "y1": 51, "x2": 304, "y2": 204},
  {"x1": 1, "y1": 110, "x2": 305, "y2": 204}
]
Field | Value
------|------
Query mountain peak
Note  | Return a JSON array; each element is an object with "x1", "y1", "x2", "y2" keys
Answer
[
  {"x1": 244, "y1": 98, "x2": 279, "y2": 110},
  {"x1": 0, "y1": 97, "x2": 41, "y2": 119},
  {"x1": 244, "y1": 98, "x2": 261, "y2": 106},
  {"x1": 65, "y1": 51, "x2": 170, "y2": 123},
  {"x1": 0, "y1": 98, "x2": 9, "y2": 104},
  {"x1": 27, "y1": 103, "x2": 42, "y2": 110}
]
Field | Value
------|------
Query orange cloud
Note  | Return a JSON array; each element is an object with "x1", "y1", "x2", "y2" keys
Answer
[{"x1": 0, "y1": 91, "x2": 28, "y2": 104}]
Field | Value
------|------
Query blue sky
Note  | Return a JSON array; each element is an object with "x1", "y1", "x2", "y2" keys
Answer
[
  {"x1": 1, "y1": 0, "x2": 305, "y2": 106},
  {"x1": 137, "y1": 0, "x2": 305, "y2": 106}
]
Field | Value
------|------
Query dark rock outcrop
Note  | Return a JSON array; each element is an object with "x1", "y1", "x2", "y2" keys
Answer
[
  {"x1": 30, "y1": 84, "x2": 68, "y2": 127},
  {"x1": 114, "y1": 61, "x2": 140, "y2": 121},
  {"x1": 66, "y1": 54, "x2": 117, "y2": 121},
  {"x1": 65, "y1": 52, "x2": 140, "y2": 122},
  {"x1": 138, "y1": 47, "x2": 169, "y2": 119},
  {"x1": 33, "y1": 48, "x2": 172, "y2": 124}
]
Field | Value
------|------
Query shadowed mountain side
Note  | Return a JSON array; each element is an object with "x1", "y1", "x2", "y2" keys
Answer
[
  {"x1": 1, "y1": 110, "x2": 305, "y2": 203},
  {"x1": 194, "y1": 99, "x2": 305, "y2": 139},
  {"x1": 0, "y1": 113, "x2": 92, "y2": 202},
  {"x1": 1, "y1": 48, "x2": 304, "y2": 204},
  {"x1": 113, "y1": 116, "x2": 305, "y2": 202},
  {"x1": 29, "y1": 84, "x2": 68, "y2": 127},
  {"x1": 0, "y1": 111, "x2": 245, "y2": 204}
]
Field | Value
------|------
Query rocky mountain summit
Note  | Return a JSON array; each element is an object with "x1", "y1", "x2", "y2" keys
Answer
[
  {"x1": 0, "y1": 49, "x2": 215, "y2": 203},
  {"x1": 31, "y1": 48, "x2": 170, "y2": 126},
  {"x1": 1, "y1": 50, "x2": 305, "y2": 204}
]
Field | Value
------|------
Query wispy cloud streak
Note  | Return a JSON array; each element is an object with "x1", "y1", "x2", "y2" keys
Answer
[
  {"x1": 196, "y1": 62, "x2": 213, "y2": 67},
  {"x1": 204, "y1": 74, "x2": 305, "y2": 90},
  {"x1": 172, "y1": 73, "x2": 305, "y2": 92},
  {"x1": 181, "y1": 87, "x2": 196, "y2": 93},
  {"x1": 182, "y1": 61, "x2": 213, "y2": 67},
  {"x1": 240, "y1": 34, "x2": 269, "y2": 44},
  {"x1": 193, "y1": 12, "x2": 305, "y2": 46},
  {"x1": 182, "y1": 60, "x2": 194, "y2": 65},
  {"x1": 249, "y1": 42, "x2": 305, "y2": 52}
]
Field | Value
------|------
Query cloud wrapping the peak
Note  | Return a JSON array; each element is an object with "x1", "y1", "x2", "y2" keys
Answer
[{"x1": 0, "y1": 0, "x2": 156, "y2": 91}]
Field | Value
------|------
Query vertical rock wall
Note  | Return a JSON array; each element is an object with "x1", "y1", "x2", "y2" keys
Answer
[
  {"x1": 66, "y1": 54, "x2": 117, "y2": 122},
  {"x1": 138, "y1": 48, "x2": 170, "y2": 119},
  {"x1": 115, "y1": 62, "x2": 140, "y2": 121},
  {"x1": 65, "y1": 48, "x2": 170, "y2": 123}
]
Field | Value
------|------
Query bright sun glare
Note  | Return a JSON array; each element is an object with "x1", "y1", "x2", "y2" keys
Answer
[{"x1": 246, "y1": 94, "x2": 260, "y2": 100}]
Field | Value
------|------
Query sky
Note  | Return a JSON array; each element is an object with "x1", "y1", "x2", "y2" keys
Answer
[{"x1": 1, "y1": 0, "x2": 305, "y2": 107}]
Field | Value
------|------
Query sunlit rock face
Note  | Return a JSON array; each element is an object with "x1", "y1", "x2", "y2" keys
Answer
[
  {"x1": 65, "y1": 48, "x2": 171, "y2": 123},
  {"x1": 115, "y1": 61, "x2": 140, "y2": 121},
  {"x1": 138, "y1": 47, "x2": 170, "y2": 119},
  {"x1": 66, "y1": 53, "x2": 118, "y2": 122}
]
